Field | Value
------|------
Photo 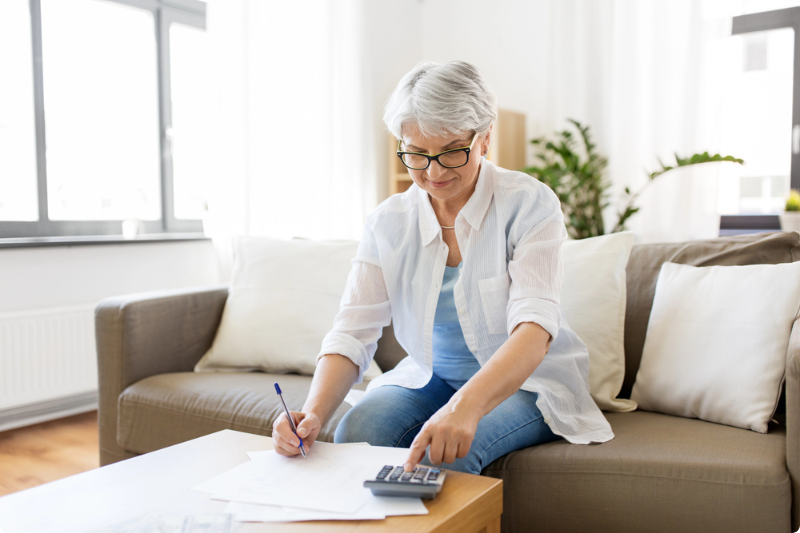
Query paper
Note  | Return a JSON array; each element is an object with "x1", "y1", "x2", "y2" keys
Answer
[
  {"x1": 195, "y1": 452, "x2": 369, "y2": 513},
  {"x1": 192, "y1": 441, "x2": 419, "y2": 517},
  {"x1": 245, "y1": 441, "x2": 369, "y2": 461},
  {"x1": 223, "y1": 493, "x2": 427, "y2": 523},
  {"x1": 247, "y1": 442, "x2": 369, "y2": 459},
  {"x1": 223, "y1": 501, "x2": 386, "y2": 522},
  {"x1": 378, "y1": 496, "x2": 429, "y2": 517}
]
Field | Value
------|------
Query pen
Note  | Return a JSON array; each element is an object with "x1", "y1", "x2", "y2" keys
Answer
[{"x1": 274, "y1": 382, "x2": 307, "y2": 458}]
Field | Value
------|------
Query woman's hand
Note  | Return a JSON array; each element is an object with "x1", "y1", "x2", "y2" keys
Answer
[
  {"x1": 272, "y1": 411, "x2": 321, "y2": 457},
  {"x1": 404, "y1": 401, "x2": 481, "y2": 471}
]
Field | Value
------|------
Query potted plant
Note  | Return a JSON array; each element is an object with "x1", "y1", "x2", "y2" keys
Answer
[
  {"x1": 780, "y1": 189, "x2": 800, "y2": 232},
  {"x1": 524, "y1": 119, "x2": 744, "y2": 240},
  {"x1": 523, "y1": 119, "x2": 610, "y2": 240}
]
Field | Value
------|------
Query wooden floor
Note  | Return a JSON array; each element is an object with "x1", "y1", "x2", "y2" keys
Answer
[{"x1": 0, "y1": 411, "x2": 99, "y2": 497}]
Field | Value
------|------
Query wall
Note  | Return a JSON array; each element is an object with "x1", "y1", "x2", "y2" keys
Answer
[
  {"x1": 416, "y1": 0, "x2": 556, "y2": 161},
  {"x1": 0, "y1": 241, "x2": 221, "y2": 314}
]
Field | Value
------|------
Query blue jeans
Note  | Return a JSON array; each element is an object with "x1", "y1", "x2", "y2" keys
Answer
[{"x1": 334, "y1": 373, "x2": 563, "y2": 474}]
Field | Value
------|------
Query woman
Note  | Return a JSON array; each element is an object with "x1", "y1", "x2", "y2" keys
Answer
[{"x1": 272, "y1": 60, "x2": 614, "y2": 475}]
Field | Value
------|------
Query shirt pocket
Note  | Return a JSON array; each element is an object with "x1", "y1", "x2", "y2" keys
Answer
[{"x1": 477, "y1": 272, "x2": 511, "y2": 335}]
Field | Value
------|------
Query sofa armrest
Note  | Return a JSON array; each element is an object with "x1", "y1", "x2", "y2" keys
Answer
[
  {"x1": 787, "y1": 316, "x2": 800, "y2": 533},
  {"x1": 95, "y1": 285, "x2": 228, "y2": 465}
]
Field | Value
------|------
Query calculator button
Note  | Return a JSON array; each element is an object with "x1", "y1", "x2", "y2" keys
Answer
[
  {"x1": 412, "y1": 470, "x2": 426, "y2": 481},
  {"x1": 400, "y1": 472, "x2": 413, "y2": 482},
  {"x1": 389, "y1": 467, "x2": 404, "y2": 481}
]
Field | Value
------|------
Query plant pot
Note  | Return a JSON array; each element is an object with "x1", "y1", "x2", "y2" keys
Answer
[{"x1": 779, "y1": 212, "x2": 800, "y2": 233}]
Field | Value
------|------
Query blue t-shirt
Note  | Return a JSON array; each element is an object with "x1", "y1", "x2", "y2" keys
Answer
[{"x1": 432, "y1": 261, "x2": 482, "y2": 390}]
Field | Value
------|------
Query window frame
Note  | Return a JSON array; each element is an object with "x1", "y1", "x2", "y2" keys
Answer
[
  {"x1": 721, "y1": 7, "x2": 800, "y2": 234},
  {"x1": 0, "y1": 0, "x2": 206, "y2": 239}
]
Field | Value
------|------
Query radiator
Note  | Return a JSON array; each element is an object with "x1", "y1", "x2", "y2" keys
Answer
[{"x1": 0, "y1": 304, "x2": 98, "y2": 431}]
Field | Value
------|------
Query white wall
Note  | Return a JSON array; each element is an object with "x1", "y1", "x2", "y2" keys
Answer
[
  {"x1": 0, "y1": 241, "x2": 221, "y2": 314},
  {"x1": 418, "y1": 0, "x2": 554, "y2": 149},
  {"x1": 414, "y1": 0, "x2": 625, "y2": 165}
]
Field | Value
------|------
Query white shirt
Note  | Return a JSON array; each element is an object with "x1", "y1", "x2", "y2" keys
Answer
[{"x1": 318, "y1": 159, "x2": 614, "y2": 445}]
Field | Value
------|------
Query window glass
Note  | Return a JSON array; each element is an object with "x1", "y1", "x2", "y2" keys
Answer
[
  {"x1": 0, "y1": 0, "x2": 39, "y2": 221},
  {"x1": 715, "y1": 28, "x2": 794, "y2": 215},
  {"x1": 170, "y1": 23, "x2": 214, "y2": 220},
  {"x1": 41, "y1": 0, "x2": 161, "y2": 221}
]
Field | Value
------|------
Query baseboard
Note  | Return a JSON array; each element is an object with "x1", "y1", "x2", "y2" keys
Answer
[{"x1": 0, "y1": 391, "x2": 97, "y2": 433}]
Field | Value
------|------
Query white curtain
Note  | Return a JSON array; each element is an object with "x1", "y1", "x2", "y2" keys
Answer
[
  {"x1": 542, "y1": 0, "x2": 751, "y2": 242},
  {"x1": 207, "y1": 0, "x2": 378, "y2": 281},
  {"x1": 202, "y1": 0, "x2": 790, "y2": 260},
  {"x1": 205, "y1": 0, "x2": 377, "y2": 280}
]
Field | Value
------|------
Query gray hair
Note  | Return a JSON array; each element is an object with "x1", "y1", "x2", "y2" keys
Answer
[{"x1": 383, "y1": 60, "x2": 498, "y2": 140}]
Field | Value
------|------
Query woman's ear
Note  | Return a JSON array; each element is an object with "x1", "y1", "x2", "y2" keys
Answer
[{"x1": 482, "y1": 124, "x2": 493, "y2": 156}]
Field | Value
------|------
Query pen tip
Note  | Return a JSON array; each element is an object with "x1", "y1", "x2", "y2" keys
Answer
[{"x1": 274, "y1": 383, "x2": 281, "y2": 394}]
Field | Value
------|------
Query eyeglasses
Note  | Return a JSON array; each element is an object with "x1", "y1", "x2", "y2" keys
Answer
[{"x1": 396, "y1": 133, "x2": 478, "y2": 170}]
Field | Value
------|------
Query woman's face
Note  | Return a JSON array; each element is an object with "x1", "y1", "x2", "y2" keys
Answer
[{"x1": 400, "y1": 123, "x2": 491, "y2": 207}]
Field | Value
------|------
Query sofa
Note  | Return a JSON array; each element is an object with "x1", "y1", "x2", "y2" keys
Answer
[{"x1": 96, "y1": 231, "x2": 800, "y2": 533}]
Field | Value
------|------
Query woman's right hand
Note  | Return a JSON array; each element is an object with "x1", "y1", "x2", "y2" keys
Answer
[{"x1": 272, "y1": 411, "x2": 321, "y2": 457}]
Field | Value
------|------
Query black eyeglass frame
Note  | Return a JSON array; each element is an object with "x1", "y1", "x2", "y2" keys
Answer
[{"x1": 396, "y1": 133, "x2": 478, "y2": 170}]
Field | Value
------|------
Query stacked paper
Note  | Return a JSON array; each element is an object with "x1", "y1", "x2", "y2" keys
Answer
[{"x1": 191, "y1": 442, "x2": 428, "y2": 522}]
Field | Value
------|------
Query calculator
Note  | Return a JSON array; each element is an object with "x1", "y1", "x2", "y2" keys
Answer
[{"x1": 363, "y1": 465, "x2": 446, "y2": 499}]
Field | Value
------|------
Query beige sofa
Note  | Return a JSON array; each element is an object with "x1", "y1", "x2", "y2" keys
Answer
[{"x1": 96, "y1": 231, "x2": 800, "y2": 533}]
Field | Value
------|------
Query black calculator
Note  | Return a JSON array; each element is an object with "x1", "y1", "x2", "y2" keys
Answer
[{"x1": 363, "y1": 465, "x2": 446, "y2": 499}]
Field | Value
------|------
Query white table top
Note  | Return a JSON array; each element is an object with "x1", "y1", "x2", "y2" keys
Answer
[{"x1": 0, "y1": 430, "x2": 277, "y2": 533}]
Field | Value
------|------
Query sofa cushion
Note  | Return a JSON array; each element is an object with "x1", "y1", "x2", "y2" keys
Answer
[
  {"x1": 622, "y1": 231, "x2": 800, "y2": 399},
  {"x1": 193, "y1": 237, "x2": 385, "y2": 381},
  {"x1": 374, "y1": 320, "x2": 407, "y2": 372},
  {"x1": 562, "y1": 232, "x2": 636, "y2": 412},
  {"x1": 631, "y1": 261, "x2": 800, "y2": 433},
  {"x1": 483, "y1": 410, "x2": 791, "y2": 533},
  {"x1": 117, "y1": 372, "x2": 354, "y2": 455}
]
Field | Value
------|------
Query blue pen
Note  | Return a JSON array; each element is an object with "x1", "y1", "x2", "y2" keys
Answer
[{"x1": 274, "y1": 382, "x2": 307, "y2": 458}]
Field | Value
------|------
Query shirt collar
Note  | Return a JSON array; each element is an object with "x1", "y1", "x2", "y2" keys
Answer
[{"x1": 417, "y1": 159, "x2": 495, "y2": 247}]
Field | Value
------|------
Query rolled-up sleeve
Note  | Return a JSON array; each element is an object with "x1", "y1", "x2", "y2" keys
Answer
[
  {"x1": 317, "y1": 215, "x2": 392, "y2": 383},
  {"x1": 505, "y1": 185, "x2": 567, "y2": 342}
]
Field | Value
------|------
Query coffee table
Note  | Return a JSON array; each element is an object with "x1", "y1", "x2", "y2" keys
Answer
[{"x1": 0, "y1": 429, "x2": 502, "y2": 533}]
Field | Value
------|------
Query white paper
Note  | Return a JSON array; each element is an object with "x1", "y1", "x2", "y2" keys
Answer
[
  {"x1": 223, "y1": 501, "x2": 386, "y2": 522},
  {"x1": 224, "y1": 493, "x2": 427, "y2": 523},
  {"x1": 192, "y1": 441, "x2": 414, "y2": 516},
  {"x1": 245, "y1": 441, "x2": 368, "y2": 461},
  {"x1": 377, "y1": 496, "x2": 429, "y2": 516}
]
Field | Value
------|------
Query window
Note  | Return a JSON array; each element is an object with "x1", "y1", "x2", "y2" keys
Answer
[
  {"x1": 0, "y1": 0, "x2": 208, "y2": 239},
  {"x1": 719, "y1": 6, "x2": 800, "y2": 233}
]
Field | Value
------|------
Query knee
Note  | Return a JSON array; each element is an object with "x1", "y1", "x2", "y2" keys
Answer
[{"x1": 334, "y1": 404, "x2": 394, "y2": 446}]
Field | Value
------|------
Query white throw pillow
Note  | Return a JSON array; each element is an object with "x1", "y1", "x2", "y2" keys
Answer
[
  {"x1": 195, "y1": 236, "x2": 383, "y2": 379},
  {"x1": 562, "y1": 232, "x2": 636, "y2": 412},
  {"x1": 631, "y1": 261, "x2": 800, "y2": 432}
]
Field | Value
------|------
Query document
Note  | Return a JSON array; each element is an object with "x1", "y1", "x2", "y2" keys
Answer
[
  {"x1": 223, "y1": 494, "x2": 427, "y2": 523},
  {"x1": 223, "y1": 500, "x2": 386, "y2": 522},
  {"x1": 191, "y1": 441, "x2": 428, "y2": 521}
]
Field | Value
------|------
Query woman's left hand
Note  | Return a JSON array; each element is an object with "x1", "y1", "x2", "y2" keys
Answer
[{"x1": 404, "y1": 401, "x2": 481, "y2": 472}]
